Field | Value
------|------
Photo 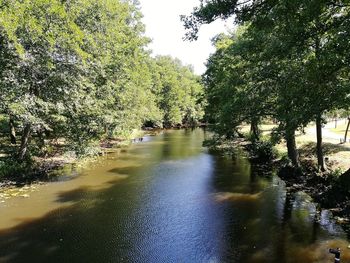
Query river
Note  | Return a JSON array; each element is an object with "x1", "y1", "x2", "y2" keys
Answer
[{"x1": 0, "y1": 129, "x2": 349, "y2": 262}]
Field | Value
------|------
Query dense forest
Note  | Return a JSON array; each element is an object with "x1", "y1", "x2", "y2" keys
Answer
[
  {"x1": 0, "y1": 0, "x2": 205, "y2": 178},
  {"x1": 183, "y1": 0, "x2": 350, "y2": 172}
]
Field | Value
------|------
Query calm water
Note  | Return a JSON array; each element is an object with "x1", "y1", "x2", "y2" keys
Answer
[{"x1": 0, "y1": 129, "x2": 349, "y2": 262}]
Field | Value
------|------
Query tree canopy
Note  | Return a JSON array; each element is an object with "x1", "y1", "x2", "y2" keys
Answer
[
  {"x1": 0, "y1": 0, "x2": 205, "y2": 173},
  {"x1": 185, "y1": 0, "x2": 350, "y2": 170}
]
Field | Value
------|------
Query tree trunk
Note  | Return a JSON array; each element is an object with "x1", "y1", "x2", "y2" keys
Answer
[
  {"x1": 250, "y1": 117, "x2": 260, "y2": 141},
  {"x1": 343, "y1": 117, "x2": 350, "y2": 143},
  {"x1": 9, "y1": 116, "x2": 16, "y2": 144},
  {"x1": 316, "y1": 116, "x2": 326, "y2": 171},
  {"x1": 37, "y1": 130, "x2": 45, "y2": 150},
  {"x1": 286, "y1": 128, "x2": 299, "y2": 168},
  {"x1": 18, "y1": 124, "x2": 31, "y2": 161}
]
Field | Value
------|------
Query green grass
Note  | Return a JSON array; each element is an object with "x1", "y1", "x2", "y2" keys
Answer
[{"x1": 330, "y1": 122, "x2": 349, "y2": 136}]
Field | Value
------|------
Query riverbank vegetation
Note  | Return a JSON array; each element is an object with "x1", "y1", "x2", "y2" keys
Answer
[
  {"x1": 0, "y1": 0, "x2": 205, "y2": 180},
  {"x1": 184, "y1": 1, "x2": 350, "y2": 218}
]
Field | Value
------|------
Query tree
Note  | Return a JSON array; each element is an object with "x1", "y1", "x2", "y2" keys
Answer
[
  {"x1": 152, "y1": 56, "x2": 204, "y2": 128},
  {"x1": 0, "y1": 0, "x2": 86, "y2": 160},
  {"x1": 184, "y1": 0, "x2": 350, "y2": 170},
  {"x1": 0, "y1": 0, "x2": 206, "y2": 171}
]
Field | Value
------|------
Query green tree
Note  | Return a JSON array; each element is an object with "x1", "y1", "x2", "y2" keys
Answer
[
  {"x1": 0, "y1": 0, "x2": 86, "y2": 160},
  {"x1": 152, "y1": 56, "x2": 204, "y2": 128},
  {"x1": 184, "y1": 0, "x2": 350, "y2": 170},
  {"x1": 0, "y1": 0, "x2": 206, "y2": 173}
]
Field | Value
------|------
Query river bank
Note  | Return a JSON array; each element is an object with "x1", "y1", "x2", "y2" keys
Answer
[
  {"x1": 0, "y1": 125, "x2": 205, "y2": 201},
  {"x1": 206, "y1": 136, "x2": 350, "y2": 228},
  {"x1": 0, "y1": 139, "x2": 124, "y2": 203},
  {"x1": 0, "y1": 129, "x2": 158, "y2": 197}
]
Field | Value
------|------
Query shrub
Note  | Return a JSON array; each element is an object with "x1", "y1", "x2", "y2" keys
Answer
[
  {"x1": 69, "y1": 141, "x2": 102, "y2": 158},
  {"x1": 252, "y1": 140, "x2": 277, "y2": 161},
  {"x1": 0, "y1": 159, "x2": 32, "y2": 178}
]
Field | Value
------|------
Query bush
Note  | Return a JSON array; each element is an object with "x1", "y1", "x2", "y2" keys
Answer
[
  {"x1": 0, "y1": 115, "x2": 9, "y2": 135},
  {"x1": 0, "y1": 159, "x2": 32, "y2": 178},
  {"x1": 245, "y1": 132, "x2": 256, "y2": 142},
  {"x1": 279, "y1": 154, "x2": 292, "y2": 166},
  {"x1": 251, "y1": 140, "x2": 277, "y2": 161},
  {"x1": 202, "y1": 137, "x2": 220, "y2": 148},
  {"x1": 68, "y1": 141, "x2": 102, "y2": 158}
]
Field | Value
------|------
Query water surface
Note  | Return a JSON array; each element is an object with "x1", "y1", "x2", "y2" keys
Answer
[{"x1": 0, "y1": 129, "x2": 349, "y2": 262}]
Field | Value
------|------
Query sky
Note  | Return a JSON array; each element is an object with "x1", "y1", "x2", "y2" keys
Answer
[{"x1": 138, "y1": 0, "x2": 234, "y2": 75}]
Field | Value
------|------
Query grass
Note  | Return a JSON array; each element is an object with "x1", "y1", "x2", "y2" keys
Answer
[{"x1": 330, "y1": 121, "x2": 349, "y2": 136}]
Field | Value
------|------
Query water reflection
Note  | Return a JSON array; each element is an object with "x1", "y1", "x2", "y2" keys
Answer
[{"x1": 0, "y1": 129, "x2": 349, "y2": 262}]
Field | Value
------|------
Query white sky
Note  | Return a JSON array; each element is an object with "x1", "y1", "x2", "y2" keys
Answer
[{"x1": 138, "y1": 0, "x2": 234, "y2": 75}]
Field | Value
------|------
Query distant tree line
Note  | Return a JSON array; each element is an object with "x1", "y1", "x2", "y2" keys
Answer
[
  {"x1": 183, "y1": 0, "x2": 350, "y2": 171},
  {"x1": 0, "y1": 0, "x2": 205, "y2": 165}
]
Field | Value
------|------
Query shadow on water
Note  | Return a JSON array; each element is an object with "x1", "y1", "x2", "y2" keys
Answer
[
  {"x1": 0, "y1": 129, "x2": 350, "y2": 263},
  {"x1": 0, "y1": 184, "x2": 136, "y2": 262},
  {"x1": 55, "y1": 186, "x2": 100, "y2": 203},
  {"x1": 107, "y1": 166, "x2": 143, "y2": 175},
  {"x1": 208, "y1": 152, "x2": 350, "y2": 263},
  {"x1": 0, "y1": 195, "x2": 80, "y2": 262}
]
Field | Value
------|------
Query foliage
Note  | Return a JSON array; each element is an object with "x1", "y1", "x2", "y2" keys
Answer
[
  {"x1": 0, "y1": 159, "x2": 33, "y2": 179},
  {"x1": 251, "y1": 140, "x2": 277, "y2": 162},
  {"x1": 185, "y1": 0, "x2": 350, "y2": 170},
  {"x1": 0, "y1": 0, "x2": 205, "y2": 175},
  {"x1": 152, "y1": 56, "x2": 205, "y2": 127}
]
